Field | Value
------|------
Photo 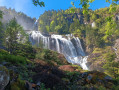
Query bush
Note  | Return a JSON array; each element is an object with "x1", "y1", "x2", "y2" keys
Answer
[
  {"x1": 0, "y1": 49, "x2": 9, "y2": 55},
  {"x1": 5, "y1": 55, "x2": 27, "y2": 65},
  {"x1": 0, "y1": 51, "x2": 27, "y2": 65},
  {"x1": 10, "y1": 78, "x2": 26, "y2": 90},
  {"x1": 13, "y1": 44, "x2": 36, "y2": 59}
]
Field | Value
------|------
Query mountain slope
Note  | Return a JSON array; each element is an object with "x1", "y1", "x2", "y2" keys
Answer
[{"x1": 0, "y1": 7, "x2": 37, "y2": 30}]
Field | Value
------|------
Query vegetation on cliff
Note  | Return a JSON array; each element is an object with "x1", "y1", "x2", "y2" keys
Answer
[{"x1": 38, "y1": 5, "x2": 119, "y2": 49}]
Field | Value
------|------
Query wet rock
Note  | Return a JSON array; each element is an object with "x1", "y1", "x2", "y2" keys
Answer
[{"x1": 0, "y1": 66, "x2": 10, "y2": 90}]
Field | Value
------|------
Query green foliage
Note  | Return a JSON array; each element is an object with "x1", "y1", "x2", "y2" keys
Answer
[
  {"x1": 98, "y1": 86, "x2": 106, "y2": 90},
  {"x1": 4, "y1": 18, "x2": 29, "y2": 54},
  {"x1": 0, "y1": 10, "x2": 3, "y2": 43},
  {"x1": 13, "y1": 44, "x2": 35, "y2": 59},
  {"x1": 103, "y1": 62, "x2": 119, "y2": 78},
  {"x1": 35, "y1": 48, "x2": 68, "y2": 65},
  {"x1": 0, "y1": 49, "x2": 27, "y2": 65},
  {"x1": 38, "y1": 5, "x2": 119, "y2": 48},
  {"x1": 92, "y1": 47, "x2": 119, "y2": 79},
  {"x1": 44, "y1": 49, "x2": 57, "y2": 60},
  {"x1": 90, "y1": 47, "x2": 119, "y2": 79},
  {"x1": 103, "y1": 52, "x2": 116, "y2": 62},
  {"x1": 32, "y1": 0, "x2": 45, "y2": 7},
  {"x1": 11, "y1": 78, "x2": 26, "y2": 90},
  {"x1": 39, "y1": 83, "x2": 50, "y2": 90},
  {"x1": 0, "y1": 49, "x2": 9, "y2": 55}
]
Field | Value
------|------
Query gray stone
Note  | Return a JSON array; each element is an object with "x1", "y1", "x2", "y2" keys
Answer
[
  {"x1": 0, "y1": 66, "x2": 10, "y2": 90},
  {"x1": 87, "y1": 75, "x2": 92, "y2": 81}
]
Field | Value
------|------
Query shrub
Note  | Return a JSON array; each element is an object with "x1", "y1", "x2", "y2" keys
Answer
[
  {"x1": 0, "y1": 52, "x2": 27, "y2": 65},
  {"x1": 10, "y1": 78, "x2": 26, "y2": 90},
  {"x1": 0, "y1": 49, "x2": 9, "y2": 55},
  {"x1": 13, "y1": 44, "x2": 36, "y2": 59}
]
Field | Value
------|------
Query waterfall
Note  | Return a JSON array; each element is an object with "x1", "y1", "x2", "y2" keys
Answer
[{"x1": 29, "y1": 31, "x2": 89, "y2": 70}]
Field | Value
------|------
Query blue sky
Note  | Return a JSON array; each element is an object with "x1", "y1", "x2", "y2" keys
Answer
[{"x1": 0, "y1": 0, "x2": 110, "y2": 19}]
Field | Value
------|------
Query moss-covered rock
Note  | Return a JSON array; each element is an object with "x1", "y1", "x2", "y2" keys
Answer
[{"x1": 77, "y1": 71, "x2": 114, "y2": 89}]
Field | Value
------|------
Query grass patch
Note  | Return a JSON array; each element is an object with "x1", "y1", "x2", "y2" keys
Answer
[{"x1": 0, "y1": 49, "x2": 27, "y2": 65}]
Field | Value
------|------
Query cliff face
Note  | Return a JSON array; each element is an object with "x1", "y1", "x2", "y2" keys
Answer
[
  {"x1": 0, "y1": 7, "x2": 37, "y2": 30},
  {"x1": 86, "y1": 45, "x2": 117, "y2": 72},
  {"x1": 113, "y1": 39, "x2": 119, "y2": 62}
]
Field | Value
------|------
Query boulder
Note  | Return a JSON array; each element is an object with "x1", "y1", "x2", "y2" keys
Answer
[{"x1": 0, "y1": 66, "x2": 10, "y2": 90}]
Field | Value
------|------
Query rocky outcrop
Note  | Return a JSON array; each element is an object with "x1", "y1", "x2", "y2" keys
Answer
[
  {"x1": 87, "y1": 53, "x2": 105, "y2": 71},
  {"x1": 77, "y1": 71, "x2": 113, "y2": 89},
  {"x1": 0, "y1": 6, "x2": 37, "y2": 30},
  {"x1": 113, "y1": 39, "x2": 119, "y2": 62},
  {"x1": 86, "y1": 46, "x2": 115, "y2": 72},
  {"x1": 0, "y1": 66, "x2": 10, "y2": 90}
]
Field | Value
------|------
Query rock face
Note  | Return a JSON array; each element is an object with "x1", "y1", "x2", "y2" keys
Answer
[
  {"x1": 0, "y1": 7, "x2": 37, "y2": 30},
  {"x1": 87, "y1": 53, "x2": 105, "y2": 71},
  {"x1": 0, "y1": 66, "x2": 10, "y2": 90},
  {"x1": 86, "y1": 46, "x2": 115, "y2": 72},
  {"x1": 113, "y1": 39, "x2": 119, "y2": 62}
]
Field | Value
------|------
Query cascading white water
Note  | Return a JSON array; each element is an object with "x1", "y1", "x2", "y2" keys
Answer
[{"x1": 29, "y1": 31, "x2": 89, "y2": 70}]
